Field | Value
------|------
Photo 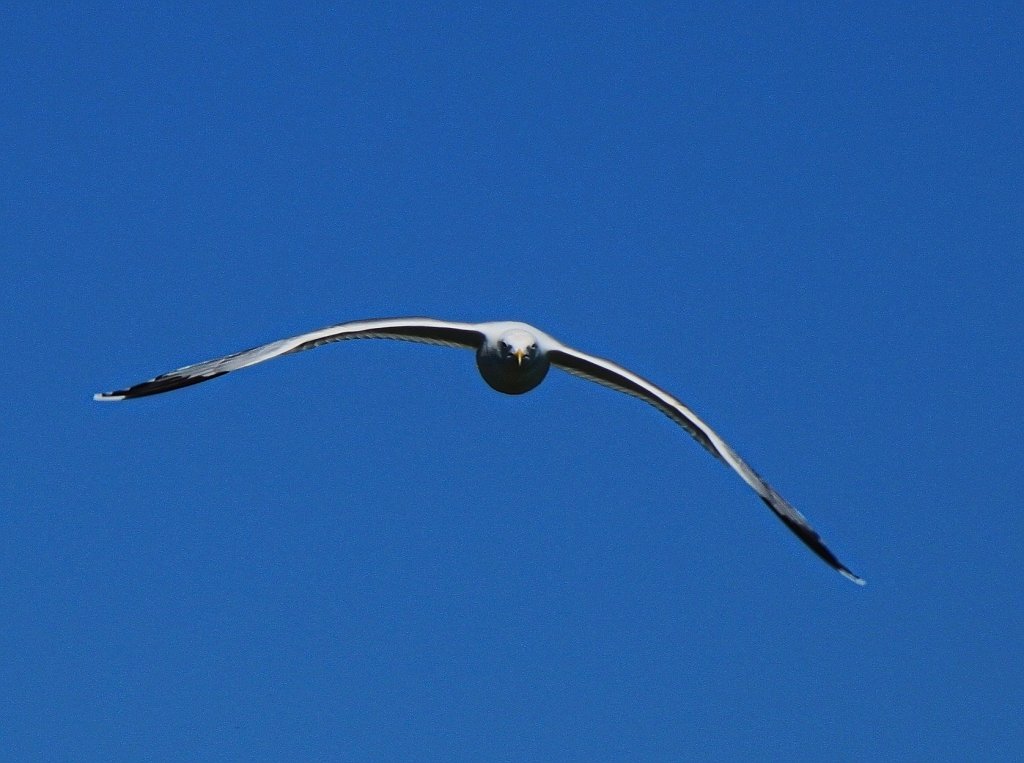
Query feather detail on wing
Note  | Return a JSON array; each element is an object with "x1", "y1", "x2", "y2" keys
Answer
[
  {"x1": 547, "y1": 345, "x2": 864, "y2": 584},
  {"x1": 94, "y1": 318, "x2": 484, "y2": 401}
]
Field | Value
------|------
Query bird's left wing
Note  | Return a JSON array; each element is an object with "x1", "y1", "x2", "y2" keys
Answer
[
  {"x1": 546, "y1": 343, "x2": 864, "y2": 585},
  {"x1": 94, "y1": 317, "x2": 485, "y2": 401}
]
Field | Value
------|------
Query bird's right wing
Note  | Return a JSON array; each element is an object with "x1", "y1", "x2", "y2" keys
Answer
[
  {"x1": 547, "y1": 343, "x2": 864, "y2": 585},
  {"x1": 94, "y1": 317, "x2": 485, "y2": 401}
]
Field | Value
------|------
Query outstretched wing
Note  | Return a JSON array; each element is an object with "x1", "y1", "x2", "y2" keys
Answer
[
  {"x1": 94, "y1": 317, "x2": 485, "y2": 401},
  {"x1": 547, "y1": 344, "x2": 864, "y2": 585}
]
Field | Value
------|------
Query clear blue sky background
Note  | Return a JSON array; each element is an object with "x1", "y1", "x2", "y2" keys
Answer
[{"x1": 3, "y1": 3, "x2": 1022, "y2": 760}]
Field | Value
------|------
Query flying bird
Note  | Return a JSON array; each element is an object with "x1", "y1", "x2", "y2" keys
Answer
[{"x1": 95, "y1": 317, "x2": 864, "y2": 584}]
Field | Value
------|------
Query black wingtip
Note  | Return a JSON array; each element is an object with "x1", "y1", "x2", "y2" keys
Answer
[
  {"x1": 766, "y1": 500, "x2": 864, "y2": 585},
  {"x1": 93, "y1": 371, "x2": 228, "y2": 401}
]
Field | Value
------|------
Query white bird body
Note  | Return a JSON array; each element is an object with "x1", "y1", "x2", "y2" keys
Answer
[{"x1": 95, "y1": 317, "x2": 864, "y2": 584}]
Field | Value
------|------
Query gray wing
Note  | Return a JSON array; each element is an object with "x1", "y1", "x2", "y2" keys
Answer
[
  {"x1": 547, "y1": 344, "x2": 864, "y2": 585},
  {"x1": 94, "y1": 317, "x2": 485, "y2": 401}
]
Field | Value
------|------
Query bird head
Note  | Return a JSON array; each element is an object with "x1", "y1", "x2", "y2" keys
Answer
[{"x1": 497, "y1": 330, "x2": 539, "y2": 368}]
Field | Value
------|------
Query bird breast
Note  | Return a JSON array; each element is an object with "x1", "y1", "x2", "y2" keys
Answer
[{"x1": 475, "y1": 344, "x2": 550, "y2": 395}]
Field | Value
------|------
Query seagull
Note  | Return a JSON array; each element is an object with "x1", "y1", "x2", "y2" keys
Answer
[{"x1": 95, "y1": 317, "x2": 864, "y2": 584}]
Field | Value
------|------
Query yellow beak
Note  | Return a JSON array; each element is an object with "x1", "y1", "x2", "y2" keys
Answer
[{"x1": 515, "y1": 348, "x2": 526, "y2": 366}]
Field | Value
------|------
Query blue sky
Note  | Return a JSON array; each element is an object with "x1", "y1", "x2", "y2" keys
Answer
[{"x1": 2, "y1": 3, "x2": 1022, "y2": 759}]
